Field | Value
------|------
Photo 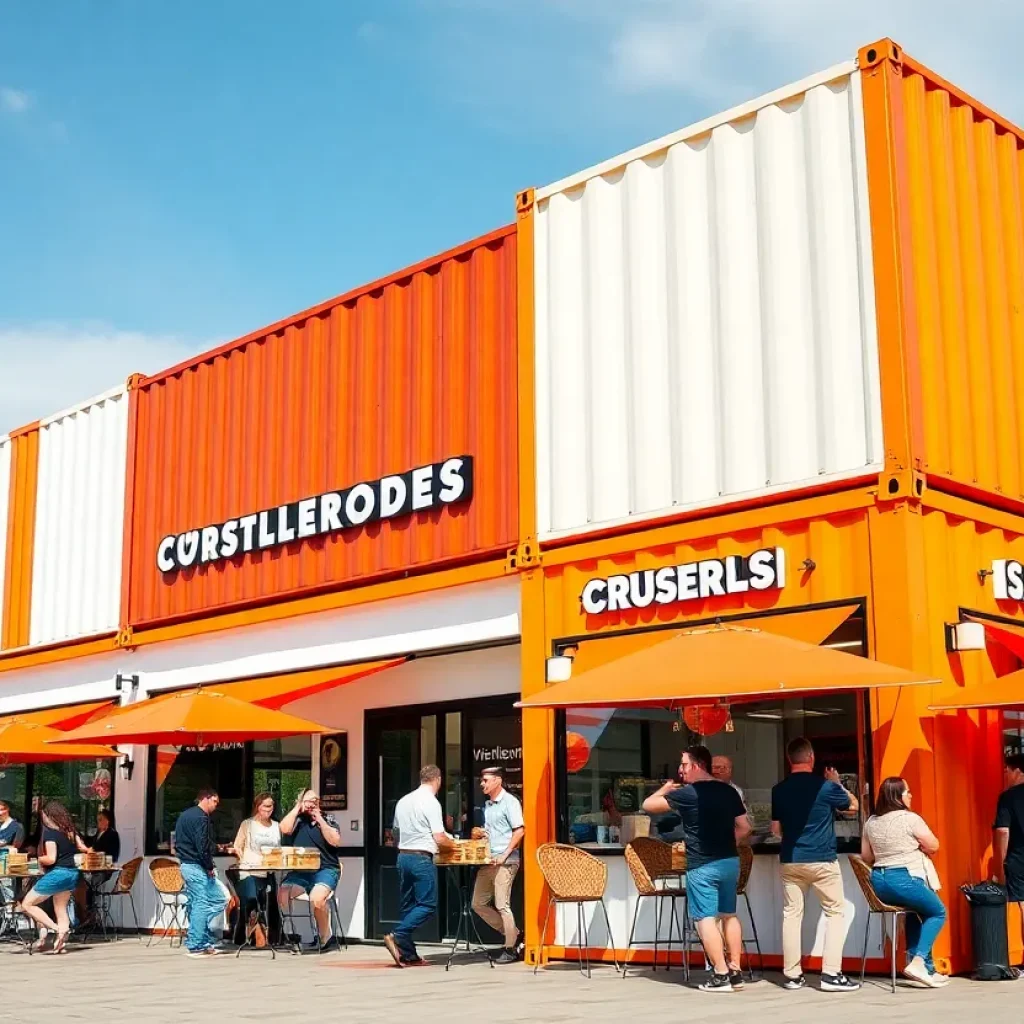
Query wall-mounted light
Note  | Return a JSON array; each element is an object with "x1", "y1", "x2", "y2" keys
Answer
[
  {"x1": 945, "y1": 621, "x2": 986, "y2": 653},
  {"x1": 115, "y1": 674, "x2": 140, "y2": 702},
  {"x1": 546, "y1": 656, "x2": 573, "y2": 684},
  {"x1": 119, "y1": 755, "x2": 134, "y2": 782}
]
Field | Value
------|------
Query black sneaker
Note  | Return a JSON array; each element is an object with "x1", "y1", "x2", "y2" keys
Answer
[
  {"x1": 783, "y1": 974, "x2": 807, "y2": 990},
  {"x1": 729, "y1": 970, "x2": 745, "y2": 990},
  {"x1": 491, "y1": 948, "x2": 518, "y2": 965},
  {"x1": 699, "y1": 972, "x2": 734, "y2": 993},
  {"x1": 820, "y1": 972, "x2": 860, "y2": 992},
  {"x1": 319, "y1": 936, "x2": 342, "y2": 953}
]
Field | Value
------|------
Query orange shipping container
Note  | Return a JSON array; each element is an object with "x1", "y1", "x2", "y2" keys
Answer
[
  {"x1": 861, "y1": 41, "x2": 1024, "y2": 505},
  {"x1": 126, "y1": 226, "x2": 518, "y2": 628}
]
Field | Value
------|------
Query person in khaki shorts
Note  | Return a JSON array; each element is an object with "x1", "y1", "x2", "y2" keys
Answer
[
  {"x1": 472, "y1": 767, "x2": 524, "y2": 964},
  {"x1": 771, "y1": 737, "x2": 860, "y2": 993}
]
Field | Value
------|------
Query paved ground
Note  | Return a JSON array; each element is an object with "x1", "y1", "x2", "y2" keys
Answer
[{"x1": 3, "y1": 939, "x2": 1024, "y2": 1024}]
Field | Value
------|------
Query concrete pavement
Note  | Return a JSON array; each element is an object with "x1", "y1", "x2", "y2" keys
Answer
[{"x1": 2, "y1": 939, "x2": 1022, "y2": 1024}]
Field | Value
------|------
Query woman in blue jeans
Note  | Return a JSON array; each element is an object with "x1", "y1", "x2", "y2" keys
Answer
[{"x1": 861, "y1": 777, "x2": 948, "y2": 988}]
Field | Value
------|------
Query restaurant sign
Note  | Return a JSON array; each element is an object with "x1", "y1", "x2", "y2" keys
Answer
[
  {"x1": 581, "y1": 547, "x2": 786, "y2": 615},
  {"x1": 993, "y1": 558, "x2": 1024, "y2": 601},
  {"x1": 157, "y1": 456, "x2": 474, "y2": 572}
]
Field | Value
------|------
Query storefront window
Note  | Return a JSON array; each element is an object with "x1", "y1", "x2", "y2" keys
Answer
[
  {"x1": 252, "y1": 737, "x2": 312, "y2": 811},
  {"x1": 147, "y1": 739, "x2": 313, "y2": 853},
  {"x1": 559, "y1": 612, "x2": 869, "y2": 854},
  {"x1": 0, "y1": 764, "x2": 28, "y2": 825},
  {"x1": 1003, "y1": 710, "x2": 1024, "y2": 757},
  {"x1": 30, "y1": 759, "x2": 115, "y2": 841}
]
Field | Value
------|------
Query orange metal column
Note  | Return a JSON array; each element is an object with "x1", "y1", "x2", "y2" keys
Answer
[
  {"x1": 859, "y1": 39, "x2": 926, "y2": 500},
  {"x1": 1, "y1": 423, "x2": 40, "y2": 650}
]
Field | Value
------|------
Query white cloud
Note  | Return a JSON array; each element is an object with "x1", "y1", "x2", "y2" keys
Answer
[
  {"x1": 0, "y1": 324, "x2": 205, "y2": 434},
  {"x1": 0, "y1": 87, "x2": 31, "y2": 114},
  {"x1": 423, "y1": 1, "x2": 1024, "y2": 146}
]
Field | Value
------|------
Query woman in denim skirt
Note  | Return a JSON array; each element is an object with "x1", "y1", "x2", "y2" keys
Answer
[{"x1": 20, "y1": 801, "x2": 86, "y2": 954}]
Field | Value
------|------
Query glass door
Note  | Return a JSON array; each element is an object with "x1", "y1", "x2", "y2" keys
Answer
[{"x1": 365, "y1": 713, "x2": 438, "y2": 942}]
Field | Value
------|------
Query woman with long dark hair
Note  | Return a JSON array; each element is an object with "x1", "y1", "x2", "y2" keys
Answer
[
  {"x1": 861, "y1": 777, "x2": 948, "y2": 988},
  {"x1": 20, "y1": 801, "x2": 87, "y2": 953}
]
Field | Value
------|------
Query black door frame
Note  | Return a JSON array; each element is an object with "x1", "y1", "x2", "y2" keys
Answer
[{"x1": 364, "y1": 692, "x2": 521, "y2": 942}]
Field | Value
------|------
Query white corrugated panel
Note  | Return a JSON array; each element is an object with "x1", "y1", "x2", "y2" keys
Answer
[
  {"x1": 534, "y1": 63, "x2": 883, "y2": 541},
  {"x1": 0, "y1": 434, "x2": 10, "y2": 625},
  {"x1": 29, "y1": 385, "x2": 130, "y2": 645}
]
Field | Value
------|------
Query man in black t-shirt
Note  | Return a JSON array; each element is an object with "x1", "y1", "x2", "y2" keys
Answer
[
  {"x1": 994, "y1": 754, "x2": 1024, "y2": 922},
  {"x1": 644, "y1": 745, "x2": 750, "y2": 993},
  {"x1": 279, "y1": 790, "x2": 344, "y2": 951}
]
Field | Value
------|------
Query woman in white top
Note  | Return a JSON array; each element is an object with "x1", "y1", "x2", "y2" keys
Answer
[
  {"x1": 231, "y1": 793, "x2": 282, "y2": 935},
  {"x1": 861, "y1": 777, "x2": 948, "y2": 988}
]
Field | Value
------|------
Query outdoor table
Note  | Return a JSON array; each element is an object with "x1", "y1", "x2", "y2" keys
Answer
[
  {"x1": 235, "y1": 866, "x2": 302, "y2": 959},
  {"x1": 437, "y1": 862, "x2": 495, "y2": 971},
  {"x1": 0, "y1": 870, "x2": 43, "y2": 954},
  {"x1": 78, "y1": 867, "x2": 122, "y2": 943}
]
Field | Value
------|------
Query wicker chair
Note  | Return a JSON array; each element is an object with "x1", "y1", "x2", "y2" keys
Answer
[
  {"x1": 736, "y1": 845, "x2": 763, "y2": 978},
  {"x1": 100, "y1": 856, "x2": 143, "y2": 941},
  {"x1": 148, "y1": 857, "x2": 187, "y2": 948},
  {"x1": 849, "y1": 854, "x2": 906, "y2": 992},
  {"x1": 623, "y1": 839, "x2": 690, "y2": 978},
  {"x1": 534, "y1": 843, "x2": 619, "y2": 977}
]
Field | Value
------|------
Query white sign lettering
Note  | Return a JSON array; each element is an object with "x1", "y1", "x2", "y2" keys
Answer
[
  {"x1": 993, "y1": 559, "x2": 1024, "y2": 602},
  {"x1": 581, "y1": 547, "x2": 786, "y2": 615},
  {"x1": 157, "y1": 456, "x2": 473, "y2": 573}
]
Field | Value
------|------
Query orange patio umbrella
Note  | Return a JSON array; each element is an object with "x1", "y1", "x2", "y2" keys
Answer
[
  {"x1": 517, "y1": 623, "x2": 938, "y2": 710},
  {"x1": 48, "y1": 688, "x2": 334, "y2": 748},
  {"x1": 0, "y1": 717, "x2": 120, "y2": 764}
]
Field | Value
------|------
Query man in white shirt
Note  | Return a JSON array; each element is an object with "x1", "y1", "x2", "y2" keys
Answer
[
  {"x1": 384, "y1": 765, "x2": 455, "y2": 968},
  {"x1": 712, "y1": 755, "x2": 746, "y2": 805}
]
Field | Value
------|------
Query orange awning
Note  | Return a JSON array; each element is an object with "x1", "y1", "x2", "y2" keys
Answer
[
  {"x1": 929, "y1": 668, "x2": 1024, "y2": 712},
  {"x1": 0, "y1": 718, "x2": 119, "y2": 764},
  {"x1": 966, "y1": 616, "x2": 1024, "y2": 666},
  {"x1": 49, "y1": 689, "x2": 334, "y2": 747},
  {"x1": 210, "y1": 659, "x2": 405, "y2": 709},
  {"x1": 13, "y1": 701, "x2": 116, "y2": 732},
  {"x1": 568, "y1": 605, "x2": 856, "y2": 677},
  {"x1": 517, "y1": 623, "x2": 937, "y2": 710}
]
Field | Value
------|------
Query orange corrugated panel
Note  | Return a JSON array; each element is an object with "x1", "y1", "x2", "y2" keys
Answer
[
  {"x1": 1, "y1": 425, "x2": 39, "y2": 650},
  {"x1": 128, "y1": 226, "x2": 518, "y2": 627},
  {"x1": 868, "y1": 43, "x2": 1024, "y2": 501}
]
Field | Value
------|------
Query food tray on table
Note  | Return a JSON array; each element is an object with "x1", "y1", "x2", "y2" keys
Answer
[
  {"x1": 259, "y1": 847, "x2": 321, "y2": 871},
  {"x1": 671, "y1": 843, "x2": 686, "y2": 872},
  {"x1": 77, "y1": 852, "x2": 114, "y2": 872},
  {"x1": 435, "y1": 838, "x2": 490, "y2": 866},
  {"x1": 2, "y1": 852, "x2": 30, "y2": 873}
]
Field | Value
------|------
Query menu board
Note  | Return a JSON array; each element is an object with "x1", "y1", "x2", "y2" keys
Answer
[{"x1": 319, "y1": 732, "x2": 348, "y2": 812}]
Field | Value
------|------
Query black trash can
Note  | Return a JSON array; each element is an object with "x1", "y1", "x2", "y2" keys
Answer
[{"x1": 961, "y1": 882, "x2": 1016, "y2": 980}]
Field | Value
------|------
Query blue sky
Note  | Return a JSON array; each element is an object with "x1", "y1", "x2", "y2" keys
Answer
[{"x1": 1, "y1": 1, "x2": 1019, "y2": 433}]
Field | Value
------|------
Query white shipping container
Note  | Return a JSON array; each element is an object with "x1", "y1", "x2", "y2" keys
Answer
[
  {"x1": 0, "y1": 435, "x2": 10, "y2": 623},
  {"x1": 29, "y1": 385, "x2": 130, "y2": 646},
  {"x1": 534, "y1": 63, "x2": 883, "y2": 541}
]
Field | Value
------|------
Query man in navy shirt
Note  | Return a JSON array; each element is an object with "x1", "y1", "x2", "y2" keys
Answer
[
  {"x1": 771, "y1": 737, "x2": 859, "y2": 993},
  {"x1": 175, "y1": 788, "x2": 228, "y2": 959}
]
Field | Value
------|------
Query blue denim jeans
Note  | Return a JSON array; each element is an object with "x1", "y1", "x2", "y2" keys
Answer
[
  {"x1": 393, "y1": 853, "x2": 437, "y2": 960},
  {"x1": 871, "y1": 866, "x2": 947, "y2": 972},
  {"x1": 180, "y1": 863, "x2": 228, "y2": 953}
]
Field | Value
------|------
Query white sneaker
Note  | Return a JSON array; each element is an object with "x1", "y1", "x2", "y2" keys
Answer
[
  {"x1": 185, "y1": 951, "x2": 208, "y2": 960},
  {"x1": 904, "y1": 957, "x2": 942, "y2": 988}
]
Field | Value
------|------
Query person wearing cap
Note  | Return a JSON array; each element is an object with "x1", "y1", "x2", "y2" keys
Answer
[{"x1": 472, "y1": 767, "x2": 525, "y2": 963}]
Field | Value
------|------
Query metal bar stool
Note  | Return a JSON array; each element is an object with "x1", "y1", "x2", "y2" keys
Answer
[
  {"x1": 736, "y1": 845, "x2": 763, "y2": 979},
  {"x1": 623, "y1": 839, "x2": 688, "y2": 978}
]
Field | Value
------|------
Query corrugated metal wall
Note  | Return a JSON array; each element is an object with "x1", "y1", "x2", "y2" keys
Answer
[
  {"x1": 534, "y1": 64, "x2": 883, "y2": 542},
  {"x1": 0, "y1": 436, "x2": 10, "y2": 639},
  {"x1": 128, "y1": 227, "x2": 518, "y2": 627},
  {"x1": 28, "y1": 387, "x2": 130, "y2": 646},
  {"x1": 895, "y1": 59, "x2": 1024, "y2": 500}
]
